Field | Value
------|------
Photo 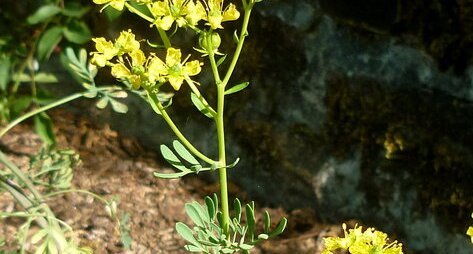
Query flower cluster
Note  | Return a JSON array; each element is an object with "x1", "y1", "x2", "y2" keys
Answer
[
  {"x1": 91, "y1": 30, "x2": 202, "y2": 91},
  {"x1": 323, "y1": 224, "x2": 403, "y2": 254},
  {"x1": 93, "y1": 0, "x2": 240, "y2": 30}
]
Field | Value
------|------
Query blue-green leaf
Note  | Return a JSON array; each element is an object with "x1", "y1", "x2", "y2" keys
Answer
[
  {"x1": 160, "y1": 144, "x2": 188, "y2": 172},
  {"x1": 153, "y1": 171, "x2": 188, "y2": 179},
  {"x1": 109, "y1": 99, "x2": 128, "y2": 114},
  {"x1": 205, "y1": 196, "x2": 215, "y2": 219},
  {"x1": 185, "y1": 203, "x2": 205, "y2": 228},
  {"x1": 176, "y1": 222, "x2": 201, "y2": 248},
  {"x1": 173, "y1": 140, "x2": 199, "y2": 165}
]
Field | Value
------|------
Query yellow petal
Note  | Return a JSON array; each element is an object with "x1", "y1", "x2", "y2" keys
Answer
[
  {"x1": 91, "y1": 53, "x2": 107, "y2": 67},
  {"x1": 130, "y1": 49, "x2": 146, "y2": 66},
  {"x1": 111, "y1": 63, "x2": 131, "y2": 78},
  {"x1": 183, "y1": 60, "x2": 202, "y2": 76},
  {"x1": 150, "y1": 1, "x2": 169, "y2": 17},
  {"x1": 116, "y1": 30, "x2": 140, "y2": 53},
  {"x1": 168, "y1": 76, "x2": 184, "y2": 90},
  {"x1": 222, "y1": 3, "x2": 240, "y2": 22},
  {"x1": 208, "y1": 13, "x2": 223, "y2": 29},
  {"x1": 148, "y1": 57, "x2": 167, "y2": 83},
  {"x1": 93, "y1": 0, "x2": 111, "y2": 4},
  {"x1": 156, "y1": 15, "x2": 175, "y2": 30},
  {"x1": 166, "y1": 48, "x2": 182, "y2": 67},
  {"x1": 109, "y1": 0, "x2": 126, "y2": 11}
]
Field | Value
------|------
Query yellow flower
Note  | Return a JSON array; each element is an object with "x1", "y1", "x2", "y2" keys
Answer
[
  {"x1": 91, "y1": 37, "x2": 119, "y2": 67},
  {"x1": 203, "y1": 0, "x2": 240, "y2": 29},
  {"x1": 111, "y1": 49, "x2": 148, "y2": 89},
  {"x1": 90, "y1": 30, "x2": 140, "y2": 67},
  {"x1": 149, "y1": 0, "x2": 206, "y2": 30},
  {"x1": 93, "y1": 0, "x2": 126, "y2": 11},
  {"x1": 322, "y1": 224, "x2": 403, "y2": 254},
  {"x1": 148, "y1": 47, "x2": 202, "y2": 90},
  {"x1": 115, "y1": 30, "x2": 141, "y2": 55}
]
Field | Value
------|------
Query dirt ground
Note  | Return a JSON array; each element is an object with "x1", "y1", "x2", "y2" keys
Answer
[{"x1": 0, "y1": 110, "x2": 342, "y2": 254}]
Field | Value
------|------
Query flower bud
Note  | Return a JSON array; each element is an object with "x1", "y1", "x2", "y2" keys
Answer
[{"x1": 199, "y1": 32, "x2": 221, "y2": 53}]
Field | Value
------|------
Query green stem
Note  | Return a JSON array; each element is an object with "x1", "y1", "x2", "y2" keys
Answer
[
  {"x1": 148, "y1": 93, "x2": 216, "y2": 165},
  {"x1": 209, "y1": 50, "x2": 222, "y2": 84},
  {"x1": 221, "y1": 6, "x2": 253, "y2": 88},
  {"x1": 0, "y1": 87, "x2": 119, "y2": 138},
  {"x1": 216, "y1": 83, "x2": 229, "y2": 235}
]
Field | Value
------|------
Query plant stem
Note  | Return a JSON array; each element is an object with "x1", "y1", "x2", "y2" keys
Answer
[
  {"x1": 0, "y1": 87, "x2": 119, "y2": 138},
  {"x1": 148, "y1": 92, "x2": 216, "y2": 165},
  {"x1": 216, "y1": 83, "x2": 229, "y2": 235},
  {"x1": 221, "y1": 5, "x2": 253, "y2": 88}
]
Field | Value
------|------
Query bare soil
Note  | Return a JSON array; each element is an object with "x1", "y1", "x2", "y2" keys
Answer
[{"x1": 0, "y1": 110, "x2": 341, "y2": 254}]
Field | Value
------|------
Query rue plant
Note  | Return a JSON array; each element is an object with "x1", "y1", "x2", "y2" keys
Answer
[{"x1": 90, "y1": 0, "x2": 287, "y2": 253}]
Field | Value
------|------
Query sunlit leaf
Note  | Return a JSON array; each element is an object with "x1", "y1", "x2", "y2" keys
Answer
[{"x1": 95, "y1": 97, "x2": 109, "y2": 109}]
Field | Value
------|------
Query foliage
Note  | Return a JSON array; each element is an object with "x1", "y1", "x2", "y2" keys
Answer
[
  {"x1": 322, "y1": 224, "x2": 403, "y2": 254},
  {"x1": 0, "y1": 0, "x2": 91, "y2": 144},
  {"x1": 0, "y1": 47, "x2": 130, "y2": 252}
]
